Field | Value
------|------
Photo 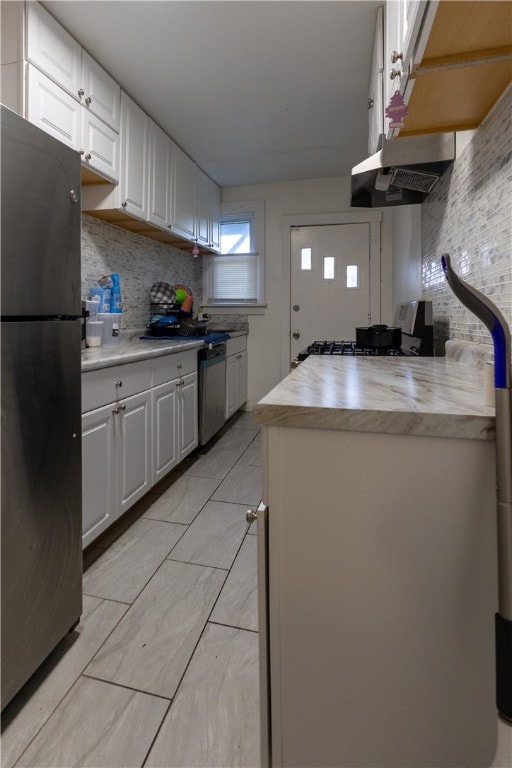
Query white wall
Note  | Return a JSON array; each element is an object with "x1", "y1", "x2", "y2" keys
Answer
[
  {"x1": 391, "y1": 205, "x2": 422, "y2": 310},
  {"x1": 222, "y1": 176, "x2": 394, "y2": 408}
]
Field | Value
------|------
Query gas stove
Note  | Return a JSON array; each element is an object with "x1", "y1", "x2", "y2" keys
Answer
[{"x1": 293, "y1": 339, "x2": 403, "y2": 366}]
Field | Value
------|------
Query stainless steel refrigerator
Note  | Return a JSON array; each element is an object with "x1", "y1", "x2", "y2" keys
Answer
[{"x1": 1, "y1": 106, "x2": 82, "y2": 709}]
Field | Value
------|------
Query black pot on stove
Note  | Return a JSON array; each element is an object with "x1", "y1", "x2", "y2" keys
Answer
[{"x1": 356, "y1": 324, "x2": 402, "y2": 350}]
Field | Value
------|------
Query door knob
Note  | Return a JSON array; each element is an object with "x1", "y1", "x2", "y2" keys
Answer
[{"x1": 293, "y1": 331, "x2": 301, "y2": 340}]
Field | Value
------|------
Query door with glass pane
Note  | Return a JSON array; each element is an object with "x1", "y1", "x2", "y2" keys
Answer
[{"x1": 290, "y1": 224, "x2": 372, "y2": 360}]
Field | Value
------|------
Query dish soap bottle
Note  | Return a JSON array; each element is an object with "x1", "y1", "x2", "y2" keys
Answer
[{"x1": 110, "y1": 273, "x2": 122, "y2": 313}]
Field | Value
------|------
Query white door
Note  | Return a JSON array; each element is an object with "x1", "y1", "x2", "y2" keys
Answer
[
  {"x1": 151, "y1": 380, "x2": 178, "y2": 484},
  {"x1": 119, "y1": 91, "x2": 149, "y2": 220},
  {"x1": 290, "y1": 224, "x2": 372, "y2": 360}
]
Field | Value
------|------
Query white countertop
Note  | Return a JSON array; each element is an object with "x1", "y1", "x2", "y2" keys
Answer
[
  {"x1": 81, "y1": 330, "x2": 247, "y2": 371},
  {"x1": 254, "y1": 356, "x2": 496, "y2": 440},
  {"x1": 81, "y1": 337, "x2": 205, "y2": 371}
]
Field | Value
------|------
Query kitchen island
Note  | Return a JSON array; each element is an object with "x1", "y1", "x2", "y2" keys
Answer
[{"x1": 253, "y1": 356, "x2": 510, "y2": 768}]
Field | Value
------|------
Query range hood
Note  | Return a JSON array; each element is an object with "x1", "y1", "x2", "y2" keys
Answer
[{"x1": 351, "y1": 133, "x2": 455, "y2": 208}]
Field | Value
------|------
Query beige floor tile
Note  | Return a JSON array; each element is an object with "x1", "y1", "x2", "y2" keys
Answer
[
  {"x1": 211, "y1": 535, "x2": 258, "y2": 631},
  {"x1": 16, "y1": 676, "x2": 168, "y2": 768},
  {"x1": 212, "y1": 463, "x2": 262, "y2": 506},
  {"x1": 85, "y1": 560, "x2": 226, "y2": 699},
  {"x1": 169, "y1": 500, "x2": 249, "y2": 570},
  {"x1": 214, "y1": 428, "x2": 259, "y2": 453},
  {"x1": 142, "y1": 475, "x2": 220, "y2": 524},
  {"x1": 231, "y1": 411, "x2": 261, "y2": 430},
  {"x1": 237, "y1": 440, "x2": 262, "y2": 467},
  {"x1": 146, "y1": 623, "x2": 260, "y2": 768},
  {"x1": 184, "y1": 448, "x2": 241, "y2": 479},
  {"x1": 1, "y1": 596, "x2": 128, "y2": 768},
  {"x1": 82, "y1": 518, "x2": 186, "y2": 603}
]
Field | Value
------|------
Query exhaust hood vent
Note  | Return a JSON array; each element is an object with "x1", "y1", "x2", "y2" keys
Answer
[{"x1": 351, "y1": 133, "x2": 455, "y2": 208}]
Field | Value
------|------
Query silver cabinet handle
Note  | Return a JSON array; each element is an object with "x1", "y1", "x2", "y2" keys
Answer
[
  {"x1": 78, "y1": 88, "x2": 85, "y2": 98},
  {"x1": 177, "y1": 363, "x2": 183, "y2": 369},
  {"x1": 112, "y1": 406, "x2": 120, "y2": 414},
  {"x1": 390, "y1": 68, "x2": 402, "y2": 80},
  {"x1": 69, "y1": 190, "x2": 79, "y2": 203},
  {"x1": 120, "y1": 403, "x2": 126, "y2": 411},
  {"x1": 246, "y1": 508, "x2": 258, "y2": 524},
  {"x1": 122, "y1": 201, "x2": 127, "y2": 208},
  {"x1": 85, "y1": 96, "x2": 92, "y2": 105},
  {"x1": 116, "y1": 381, "x2": 123, "y2": 387},
  {"x1": 368, "y1": 97, "x2": 374, "y2": 110},
  {"x1": 292, "y1": 331, "x2": 300, "y2": 339},
  {"x1": 391, "y1": 51, "x2": 403, "y2": 63}
]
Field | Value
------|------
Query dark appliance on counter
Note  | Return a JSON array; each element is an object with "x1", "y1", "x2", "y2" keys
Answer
[
  {"x1": 394, "y1": 299, "x2": 434, "y2": 356},
  {"x1": 1, "y1": 106, "x2": 82, "y2": 709},
  {"x1": 355, "y1": 324, "x2": 402, "y2": 351}
]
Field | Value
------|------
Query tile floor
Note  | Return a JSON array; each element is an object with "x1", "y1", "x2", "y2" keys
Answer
[{"x1": 1, "y1": 412, "x2": 262, "y2": 768}]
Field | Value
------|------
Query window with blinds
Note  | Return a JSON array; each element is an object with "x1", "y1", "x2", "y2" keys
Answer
[{"x1": 203, "y1": 202, "x2": 264, "y2": 306}]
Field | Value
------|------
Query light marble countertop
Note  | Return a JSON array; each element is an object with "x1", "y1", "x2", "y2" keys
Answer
[
  {"x1": 81, "y1": 330, "x2": 247, "y2": 372},
  {"x1": 254, "y1": 356, "x2": 496, "y2": 441}
]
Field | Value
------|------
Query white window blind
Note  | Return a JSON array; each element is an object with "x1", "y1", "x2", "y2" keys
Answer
[
  {"x1": 203, "y1": 200, "x2": 264, "y2": 307},
  {"x1": 206, "y1": 252, "x2": 259, "y2": 303}
]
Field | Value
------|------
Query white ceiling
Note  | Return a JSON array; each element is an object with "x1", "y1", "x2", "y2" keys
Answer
[{"x1": 43, "y1": 0, "x2": 381, "y2": 188}]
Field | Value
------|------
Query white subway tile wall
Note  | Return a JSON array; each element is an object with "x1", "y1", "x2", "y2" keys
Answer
[
  {"x1": 422, "y1": 84, "x2": 512, "y2": 349},
  {"x1": 81, "y1": 216, "x2": 202, "y2": 330}
]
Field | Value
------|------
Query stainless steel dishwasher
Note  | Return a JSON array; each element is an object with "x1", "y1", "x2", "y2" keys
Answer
[{"x1": 198, "y1": 344, "x2": 226, "y2": 445}]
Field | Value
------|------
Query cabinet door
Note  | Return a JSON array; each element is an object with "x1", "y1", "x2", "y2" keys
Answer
[
  {"x1": 81, "y1": 51, "x2": 120, "y2": 132},
  {"x1": 237, "y1": 350, "x2": 248, "y2": 410},
  {"x1": 27, "y1": 65, "x2": 81, "y2": 150},
  {"x1": 81, "y1": 109, "x2": 119, "y2": 183},
  {"x1": 179, "y1": 372, "x2": 198, "y2": 460},
  {"x1": 82, "y1": 405, "x2": 116, "y2": 548},
  {"x1": 209, "y1": 180, "x2": 221, "y2": 252},
  {"x1": 117, "y1": 389, "x2": 151, "y2": 515},
  {"x1": 147, "y1": 119, "x2": 172, "y2": 230},
  {"x1": 225, "y1": 354, "x2": 239, "y2": 420},
  {"x1": 26, "y1": 2, "x2": 81, "y2": 99},
  {"x1": 196, "y1": 171, "x2": 210, "y2": 247},
  {"x1": 119, "y1": 91, "x2": 149, "y2": 220},
  {"x1": 368, "y1": 6, "x2": 384, "y2": 155},
  {"x1": 171, "y1": 142, "x2": 196, "y2": 241},
  {"x1": 152, "y1": 380, "x2": 178, "y2": 484}
]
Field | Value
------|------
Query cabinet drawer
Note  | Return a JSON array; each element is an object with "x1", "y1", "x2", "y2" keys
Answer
[
  {"x1": 226, "y1": 335, "x2": 247, "y2": 357},
  {"x1": 151, "y1": 349, "x2": 198, "y2": 387},
  {"x1": 82, "y1": 360, "x2": 151, "y2": 412}
]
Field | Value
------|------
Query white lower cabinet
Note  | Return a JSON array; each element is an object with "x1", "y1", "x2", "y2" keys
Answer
[
  {"x1": 225, "y1": 336, "x2": 248, "y2": 419},
  {"x1": 117, "y1": 389, "x2": 152, "y2": 515},
  {"x1": 82, "y1": 351, "x2": 198, "y2": 548},
  {"x1": 81, "y1": 404, "x2": 116, "y2": 548},
  {"x1": 152, "y1": 370, "x2": 198, "y2": 485},
  {"x1": 178, "y1": 371, "x2": 198, "y2": 460}
]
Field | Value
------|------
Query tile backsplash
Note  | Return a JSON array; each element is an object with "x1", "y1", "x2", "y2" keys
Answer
[
  {"x1": 81, "y1": 216, "x2": 202, "y2": 329},
  {"x1": 422, "y1": 84, "x2": 512, "y2": 352}
]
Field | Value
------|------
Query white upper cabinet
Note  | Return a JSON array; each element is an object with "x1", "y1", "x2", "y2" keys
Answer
[
  {"x1": 384, "y1": 0, "x2": 428, "y2": 135},
  {"x1": 147, "y1": 119, "x2": 172, "y2": 229},
  {"x1": 80, "y1": 51, "x2": 120, "y2": 132},
  {"x1": 209, "y1": 180, "x2": 221, "y2": 252},
  {"x1": 81, "y1": 108, "x2": 119, "y2": 182},
  {"x1": 26, "y1": 1, "x2": 81, "y2": 99},
  {"x1": 171, "y1": 142, "x2": 197, "y2": 241},
  {"x1": 27, "y1": 63, "x2": 81, "y2": 150},
  {"x1": 196, "y1": 170, "x2": 211, "y2": 248},
  {"x1": 368, "y1": 6, "x2": 384, "y2": 156},
  {"x1": 119, "y1": 91, "x2": 149, "y2": 220}
]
